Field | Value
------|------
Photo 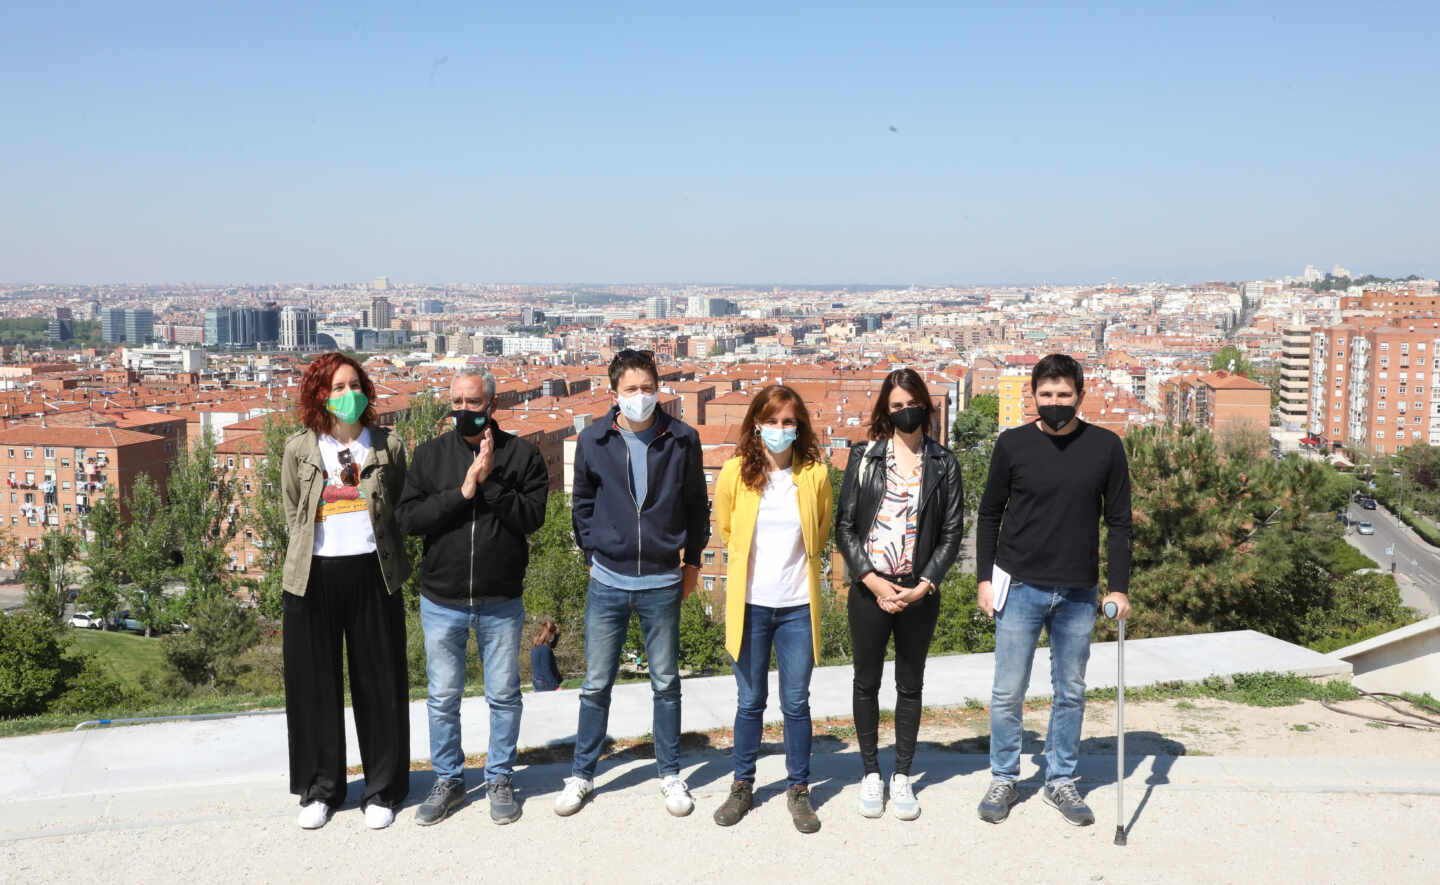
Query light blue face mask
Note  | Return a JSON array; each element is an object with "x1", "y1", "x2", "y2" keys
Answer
[{"x1": 760, "y1": 426, "x2": 797, "y2": 454}]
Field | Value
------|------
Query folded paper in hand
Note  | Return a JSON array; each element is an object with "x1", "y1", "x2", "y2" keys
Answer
[{"x1": 991, "y1": 564, "x2": 1013, "y2": 613}]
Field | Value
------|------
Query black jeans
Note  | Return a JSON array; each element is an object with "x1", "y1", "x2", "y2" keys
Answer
[
  {"x1": 283, "y1": 553, "x2": 410, "y2": 810},
  {"x1": 848, "y1": 574, "x2": 940, "y2": 776}
]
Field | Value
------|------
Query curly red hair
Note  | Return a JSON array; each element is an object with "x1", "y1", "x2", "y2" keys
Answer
[
  {"x1": 737, "y1": 385, "x2": 823, "y2": 490},
  {"x1": 297, "y1": 352, "x2": 378, "y2": 434}
]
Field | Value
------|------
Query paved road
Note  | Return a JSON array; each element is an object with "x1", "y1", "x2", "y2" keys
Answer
[{"x1": 1344, "y1": 502, "x2": 1440, "y2": 616}]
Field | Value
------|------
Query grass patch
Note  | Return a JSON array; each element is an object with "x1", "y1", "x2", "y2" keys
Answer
[
  {"x1": 1087, "y1": 673, "x2": 1359, "y2": 708},
  {"x1": 1290, "y1": 723, "x2": 1311, "y2": 732},
  {"x1": 69, "y1": 629, "x2": 167, "y2": 691},
  {"x1": 1174, "y1": 700, "x2": 1197, "y2": 711}
]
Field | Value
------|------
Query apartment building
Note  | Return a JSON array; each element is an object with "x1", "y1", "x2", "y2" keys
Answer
[
  {"x1": 1277, "y1": 325, "x2": 1311, "y2": 432},
  {"x1": 1308, "y1": 321, "x2": 1440, "y2": 455},
  {"x1": 1161, "y1": 370, "x2": 1270, "y2": 440},
  {"x1": 0, "y1": 426, "x2": 170, "y2": 554}
]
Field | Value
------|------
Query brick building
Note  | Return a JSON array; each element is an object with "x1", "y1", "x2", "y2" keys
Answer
[{"x1": 0, "y1": 426, "x2": 171, "y2": 557}]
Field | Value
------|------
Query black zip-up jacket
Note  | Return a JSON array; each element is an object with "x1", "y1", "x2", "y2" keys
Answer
[
  {"x1": 835, "y1": 435, "x2": 965, "y2": 589},
  {"x1": 396, "y1": 424, "x2": 549, "y2": 605},
  {"x1": 571, "y1": 406, "x2": 710, "y2": 576}
]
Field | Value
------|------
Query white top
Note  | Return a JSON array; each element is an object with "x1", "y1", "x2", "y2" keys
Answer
[
  {"x1": 745, "y1": 467, "x2": 810, "y2": 609},
  {"x1": 312, "y1": 428, "x2": 376, "y2": 557}
]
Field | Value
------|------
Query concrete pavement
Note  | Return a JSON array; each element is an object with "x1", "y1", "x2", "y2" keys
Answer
[
  {"x1": 3, "y1": 749, "x2": 1436, "y2": 884},
  {"x1": 0, "y1": 630, "x2": 1347, "y2": 803}
]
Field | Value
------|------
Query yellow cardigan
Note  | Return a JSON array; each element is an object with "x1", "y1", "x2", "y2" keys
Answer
[{"x1": 713, "y1": 455, "x2": 833, "y2": 663}]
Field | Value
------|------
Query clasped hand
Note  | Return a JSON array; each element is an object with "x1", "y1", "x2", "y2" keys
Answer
[{"x1": 863, "y1": 573, "x2": 927, "y2": 613}]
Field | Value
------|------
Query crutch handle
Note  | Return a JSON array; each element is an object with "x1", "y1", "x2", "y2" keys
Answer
[{"x1": 1103, "y1": 600, "x2": 1119, "y2": 619}]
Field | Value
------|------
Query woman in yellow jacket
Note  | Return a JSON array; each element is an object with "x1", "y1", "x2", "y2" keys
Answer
[{"x1": 711, "y1": 384, "x2": 832, "y2": 834}]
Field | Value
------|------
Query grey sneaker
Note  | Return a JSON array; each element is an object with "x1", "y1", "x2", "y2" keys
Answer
[
  {"x1": 977, "y1": 779, "x2": 1019, "y2": 823},
  {"x1": 415, "y1": 778, "x2": 466, "y2": 826},
  {"x1": 1041, "y1": 780, "x2": 1094, "y2": 826},
  {"x1": 712, "y1": 780, "x2": 754, "y2": 827},
  {"x1": 488, "y1": 775, "x2": 521, "y2": 825}
]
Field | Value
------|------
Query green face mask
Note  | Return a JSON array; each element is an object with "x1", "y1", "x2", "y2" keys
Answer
[{"x1": 326, "y1": 390, "x2": 368, "y2": 424}]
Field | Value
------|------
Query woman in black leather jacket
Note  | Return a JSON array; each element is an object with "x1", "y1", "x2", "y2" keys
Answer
[{"x1": 835, "y1": 368, "x2": 964, "y2": 821}]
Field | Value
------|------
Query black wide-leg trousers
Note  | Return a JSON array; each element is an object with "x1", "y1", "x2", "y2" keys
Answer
[{"x1": 283, "y1": 553, "x2": 410, "y2": 810}]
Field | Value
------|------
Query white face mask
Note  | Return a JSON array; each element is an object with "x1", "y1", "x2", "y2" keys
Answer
[{"x1": 617, "y1": 391, "x2": 658, "y2": 422}]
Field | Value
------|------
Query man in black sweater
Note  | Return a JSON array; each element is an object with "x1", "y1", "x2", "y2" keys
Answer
[
  {"x1": 974, "y1": 354, "x2": 1132, "y2": 828},
  {"x1": 397, "y1": 368, "x2": 549, "y2": 828}
]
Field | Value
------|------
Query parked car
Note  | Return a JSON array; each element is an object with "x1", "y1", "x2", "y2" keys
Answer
[
  {"x1": 1360, "y1": 497, "x2": 1378, "y2": 510},
  {"x1": 68, "y1": 610, "x2": 103, "y2": 629},
  {"x1": 1356, "y1": 522, "x2": 1376, "y2": 535}
]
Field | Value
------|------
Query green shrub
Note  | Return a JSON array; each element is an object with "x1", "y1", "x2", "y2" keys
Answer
[
  {"x1": 49, "y1": 656, "x2": 129, "y2": 714},
  {"x1": 678, "y1": 592, "x2": 727, "y2": 674},
  {"x1": 0, "y1": 611, "x2": 75, "y2": 717},
  {"x1": 160, "y1": 598, "x2": 262, "y2": 691}
]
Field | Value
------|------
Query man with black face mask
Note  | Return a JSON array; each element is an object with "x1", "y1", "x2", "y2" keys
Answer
[
  {"x1": 974, "y1": 353, "x2": 1132, "y2": 829},
  {"x1": 397, "y1": 367, "x2": 549, "y2": 827}
]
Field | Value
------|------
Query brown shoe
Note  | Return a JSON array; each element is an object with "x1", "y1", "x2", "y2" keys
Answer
[
  {"x1": 786, "y1": 785, "x2": 821, "y2": 834},
  {"x1": 713, "y1": 780, "x2": 754, "y2": 827}
]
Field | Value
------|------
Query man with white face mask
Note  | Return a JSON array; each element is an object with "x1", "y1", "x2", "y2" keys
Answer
[{"x1": 559, "y1": 349, "x2": 710, "y2": 819}]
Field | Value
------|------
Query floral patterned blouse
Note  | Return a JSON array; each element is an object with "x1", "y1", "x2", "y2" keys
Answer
[{"x1": 866, "y1": 441, "x2": 924, "y2": 576}]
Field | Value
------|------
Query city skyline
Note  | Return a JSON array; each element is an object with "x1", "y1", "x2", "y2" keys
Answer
[{"x1": 5, "y1": 2, "x2": 1439, "y2": 284}]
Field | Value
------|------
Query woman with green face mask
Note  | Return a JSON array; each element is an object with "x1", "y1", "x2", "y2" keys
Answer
[{"x1": 280, "y1": 353, "x2": 412, "y2": 832}]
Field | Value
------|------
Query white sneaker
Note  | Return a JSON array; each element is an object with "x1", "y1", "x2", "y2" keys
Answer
[
  {"x1": 364, "y1": 803, "x2": 395, "y2": 830},
  {"x1": 297, "y1": 801, "x2": 333, "y2": 830},
  {"x1": 890, "y1": 773, "x2": 920, "y2": 821},
  {"x1": 554, "y1": 776, "x2": 594, "y2": 817},
  {"x1": 858, "y1": 772, "x2": 884, "y2": 818},
  {"x1": 660, "y1": 774, "x2": 694, "y2": 817}
]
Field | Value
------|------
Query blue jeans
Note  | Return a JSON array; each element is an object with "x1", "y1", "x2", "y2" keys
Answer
[
  {"x1": 572, "y1": 578, "x2": 682, "y2": 780},
  {"x1": 731, "y1": 603, "x2": 814, "y2": 787},
  {"x1": 421, "y1": 595, "x2": 524, "y2": 784},
  {"x1": 989, "y1": 582, "x2": 1097, "y2": 785}
]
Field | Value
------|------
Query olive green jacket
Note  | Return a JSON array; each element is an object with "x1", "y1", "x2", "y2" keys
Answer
[{"x1": 281, "y1": 427, "x2": 412, "y2": 596}]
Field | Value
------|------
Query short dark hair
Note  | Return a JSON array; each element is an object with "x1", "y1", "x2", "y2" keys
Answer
[
  {"x1": 869, "y1": 368, "x2": 936, "y2": 440},
  {"x1": 1031, "y1": 353, "x2": 1084, "y2": 394},
  {"x1": 608, "y1": 348, "x2": 658, "y2": 390}
]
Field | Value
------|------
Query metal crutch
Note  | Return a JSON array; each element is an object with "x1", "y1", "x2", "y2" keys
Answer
[{"x1": 1103, "y1": 600, "x2": 1126, "y2": 846}]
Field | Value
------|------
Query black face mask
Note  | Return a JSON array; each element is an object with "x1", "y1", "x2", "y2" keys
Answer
[
  {"x1": 890, "y1": 405, "x2": 927, "y2": 434},
  {"x1": 1037, "y1": 404, "x2": 1076, "y2": 432},
  {"x1": 450, "y1": 409, "x2": 489, "y2": 435}
]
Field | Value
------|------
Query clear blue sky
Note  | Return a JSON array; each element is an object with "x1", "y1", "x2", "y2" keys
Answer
[{"x1": 3, "y1": 1, "x2": 1437, "y2": 285}]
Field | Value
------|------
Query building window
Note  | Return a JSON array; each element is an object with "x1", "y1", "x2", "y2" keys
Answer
[
  {"x1": 1380, "y1": 343, "x2": 1390, "y2": 351},
  {"x1": 24, "y1": 472, "x2": 33, "y2": 485},
  {"x1": 226, "y1": 456, "x2": 235, "y2": 469},
  {"x1": 722, "y1": 551, "x2": 729, "y2": 565},
  {"x1": 23, "y1": 449, "x2": 32, "y2": 460},
  {"x1": 703, "y1": 551, "x2": 715, "y2": 565},
  {"x1": 74, "y1": 448, "x2": 86, "y2": 460},
  {"x1": 1376, "y1": 430, "x2": 1385, "y2": 439},
  {"x1": 242, "y1": 457, "x2": 252, "y2": 469},
  {"x1": 243, "y1": 481, "x2": 252, "y2": 493},
  {"x1": 1380, "y1": 386, "x2": 1387, "y2": 397},
  {"x1": 61, "y1": 482, "x2": 70, "y2": 490},
  {"x1": 42, "y1": 447, "x2": 54, "y2": 459},
  {"x1": 704, "y1": 471, "x2": 713, "y2": 484},
  {"x1": 702, "y1": 576, "x2": 716, "y2": 591}
]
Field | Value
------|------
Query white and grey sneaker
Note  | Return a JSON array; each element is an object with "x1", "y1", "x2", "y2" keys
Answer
[
  {"x1": 660, "y1": 774, "x2": 694, "y2": 817},
  {"x1": 554, "y1": 776, "x2": 594, "y2": 817},
  {"x1": 858, "y1": 772, "x2": 884, "y2": 818},
  {"x1": 889, "y1": 773, "x2": 920, "y2": 821},
  {"x1": 297, "y1": 801, "x2": 333, "y2": 830},
  {"x1": 1041, "y1": 780, "x2": 1095, "y2": 826},
  {"x1": 977, "y1": 779, "x2": 1019, "y2": 823}
]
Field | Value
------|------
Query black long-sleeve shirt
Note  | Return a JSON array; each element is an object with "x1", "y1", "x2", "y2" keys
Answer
[{"x1": 976, "y1": 420, "x2": 1132, "y2": 593}]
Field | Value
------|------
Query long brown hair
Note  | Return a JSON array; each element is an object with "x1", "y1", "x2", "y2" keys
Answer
[
  {"x1": 532, "y1": 620, "x2": 560, "y2": 648},
  {"x1": 868, "y1": 368, "x2": 935, "y2": 441},
  {"x1": 737, "y1": 384, "x2": 823, "y2": 490}
]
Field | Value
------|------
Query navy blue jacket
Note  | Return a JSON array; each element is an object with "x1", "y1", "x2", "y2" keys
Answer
[{"x1": 571, "y1": 406, "x2": 710, "y2": 577}]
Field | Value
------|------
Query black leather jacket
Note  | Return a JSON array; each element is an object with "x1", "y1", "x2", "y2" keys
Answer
[{"x1": 835, "y1": 435, "x2": 965, "y2": 589}]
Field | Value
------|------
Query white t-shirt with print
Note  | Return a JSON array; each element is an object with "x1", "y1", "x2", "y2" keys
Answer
[{"x1": 312, "y1": 428, "x2": 376, "y2": 557}]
